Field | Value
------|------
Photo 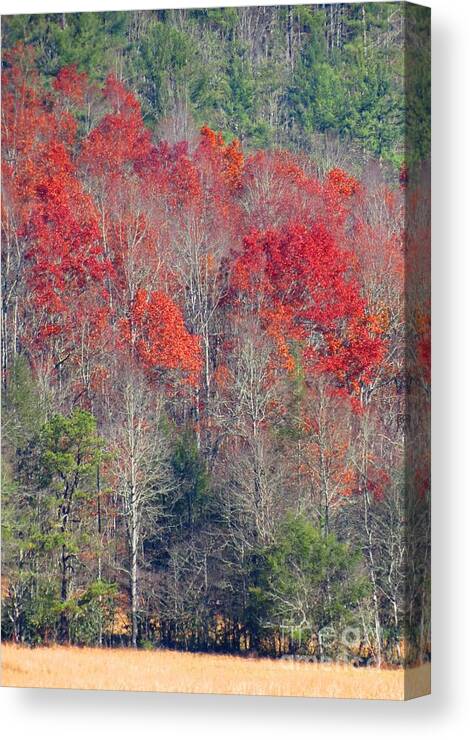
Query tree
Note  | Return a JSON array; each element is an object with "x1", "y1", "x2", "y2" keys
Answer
[
  {"x1": 232, "y1": 219, "x2": 386, "y2": 402},
  {"x1": 2, "y1": 5, "x2": 418, "y2": 162},
  {"x1": 171, "y1": 428, "x2": 210, "y2": 534},
  {"x1": 107, "y1": 370, "x2": 172, "y2": 648},
  {"x1": 12, "y1": 409, "x2": 106, "y2": 643},
  {"x1": 251, "y1": 515, "x2": 368, "y2": 659},
  {"x1": 1, "y1": 22, "x2": 430, "y2": 664}
]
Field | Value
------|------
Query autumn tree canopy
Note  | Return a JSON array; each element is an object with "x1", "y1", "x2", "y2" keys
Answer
[{"x1": 1, "y1": 38, "x2": 430, "y2": 669}]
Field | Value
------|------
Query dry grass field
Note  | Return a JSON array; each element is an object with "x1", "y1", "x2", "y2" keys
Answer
[{"x1": 1, "y1": 644, "x2": 430, "y2": 700}]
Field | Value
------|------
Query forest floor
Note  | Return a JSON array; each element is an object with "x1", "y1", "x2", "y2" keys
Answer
[{"x1": 1, "y1": 643, "x2": 430, "y2": 700}]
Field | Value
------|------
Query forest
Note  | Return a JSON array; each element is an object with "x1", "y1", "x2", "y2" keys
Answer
[
  {"x1": 1, "y1": 4, "x2": 430, "y2": 668},
  {"x1": 1, "y1": 4, "x2": 430, "y2": 165}
]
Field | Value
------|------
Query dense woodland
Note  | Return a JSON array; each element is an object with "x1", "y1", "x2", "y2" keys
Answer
[
  {"x1": 1, "y1": 4, "x2": 430, "y2": 666},
  {"x1": 2, "y1": 4, "x2": 430, "y2": 164}
]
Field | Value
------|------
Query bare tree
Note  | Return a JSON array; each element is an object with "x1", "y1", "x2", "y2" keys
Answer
[{"x1": 108, "y1": 368, "x2": 172, "y2": 647}]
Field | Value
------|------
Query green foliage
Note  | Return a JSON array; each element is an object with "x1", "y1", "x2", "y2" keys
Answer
[
  {"x1": 250, "y1": 515, "x2": 369, "y2": 644},
  {"x1": 133, "y1": 20, "x2": 193, "y2": 118},
  {"x1": 405, "y1": 4, "x2": 431, "y2": 165},
  {"x1": 291, "y1": 12, "x2": 404, "y2": 162},
  {"x1": 67, "y1": 580, "x2": 118, "y2": 645},
  {"x1": 1, "y1": 576, "x2": 117, "y2": 645},
  {"x1": 1, "y1": 408, "x2": 108, "y2": 643},
  {"x1": 2, "y1": 355, "x2": 45, "y2": 449},
  {"x1": 20, "y1": 580, "x2": 62, "y2": 644},
  {"x1": 171, "y1": 428, "x2": 210, "y2": 530},
  {"x1": 0, "y1": 5, "x2": 430, "y2": 659},
  {"x1": 203, "y1": 8, "x2": 238, "y2": 34},
  {"x1": 1, "y1": 12, "x2": 127, "y2": 78},
  {"x1": 36, "y1": 408, "x2": 105, "y2": 491},
  {"x1": 1, "y1": 4, "x2": 430, "y2": 164}
]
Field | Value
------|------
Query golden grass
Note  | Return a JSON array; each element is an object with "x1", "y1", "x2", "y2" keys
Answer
[{"x1": 1, "y1": 643, "x2": 430, "y2": 700}]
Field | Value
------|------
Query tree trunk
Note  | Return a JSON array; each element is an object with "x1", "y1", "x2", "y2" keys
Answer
[
  {"x1": 130, "y1": 538, "x2": 138, "y2": 648},
  {"x1": 59, "y1": 544, "x2": 69, "y2": 643}
]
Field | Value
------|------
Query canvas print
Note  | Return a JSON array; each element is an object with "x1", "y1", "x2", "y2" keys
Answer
[{"x1": 1, "y1": 2, "x2": 430, "y2": 699}]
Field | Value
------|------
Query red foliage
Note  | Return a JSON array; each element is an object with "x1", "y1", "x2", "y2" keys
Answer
[
  {"x1": 121, "y1": 289, "x2": 201, "y2": 380},
  {"x1": 399, "y1": 163, "x2": 409, "y2": 188},
  {"x1": 199, "y1": 125, "x2": 244, "y2": 190},
  {"x1": 24, "y1": 141, "x2": 108, "y2": 318},
  {"x1": 80, "y1": 75, "x2": 151, "y2": 177},
  {"x1": 323, "y1": 168, "x2": 361, "y2": 229},
  {"x1": 53, "y1": 65, "x2": 88, "y2": 104},
  {"x1": 2, "y1": 47, "x2": 110, "y2": 361},
  {"x1": 135, "y1": 140, "x2": 202, "y2": 209},
  {"x1": 232, "y1": 222, "x2": 386, "y2": 397},
  {"x1": 241, "y1": 150, "x2": 320, "y2": 230},
  {"x1": 416, "y1": 312, "x2": 431, "y2": 384},
  {"x1": 2, "y1": 60, "x2": 405, "y2": 427}
]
